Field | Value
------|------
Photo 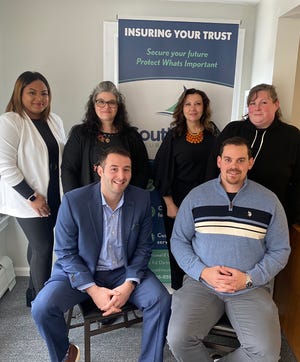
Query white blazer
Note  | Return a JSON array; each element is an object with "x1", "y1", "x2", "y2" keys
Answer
[{"x1": 0, "y1": 111, "x2": 66, "y2": 217}]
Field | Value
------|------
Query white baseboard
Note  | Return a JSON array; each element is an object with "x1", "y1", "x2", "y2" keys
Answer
[{"x1": 14, "y1": 267, "x2": 30, "y2": 277}]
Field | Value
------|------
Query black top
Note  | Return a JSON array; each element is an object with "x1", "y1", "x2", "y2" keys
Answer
[
  {"x1": 154, "y1": 128, "x2": 216, "y2": 206},
  {"x1": 206, "y1": 117, "x2": 300, "y2": 224},
  {"x1": 61, "y1": 124, "x2": 150, "y2": 193}
]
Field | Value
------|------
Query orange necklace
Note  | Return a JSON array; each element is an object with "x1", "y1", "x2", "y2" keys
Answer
[{"x1": 186, "y1": 130, "x2": 204, "y2": 144}]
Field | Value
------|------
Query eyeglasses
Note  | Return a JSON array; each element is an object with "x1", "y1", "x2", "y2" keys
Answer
[{"x1": 95, "y1": 99, "x2": 118, "y2": 109}]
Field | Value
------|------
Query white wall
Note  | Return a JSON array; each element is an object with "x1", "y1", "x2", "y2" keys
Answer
[
  {"x1": 251, "y1": 0, "x2": 300, "y2": 127},
  {"x1": 273, "y1": 17, "x2": 300, "y2": 125},
  {"x1": 250, "y1": 0, "x2": 280, "y2": 85},
  {"x1": 291, "y1": 45, "x2": 300, "y2": 124},
  {"x1": 0, "y1": 0, "x2": 256, "y2": 133},
  {"x1": 0, "y1": 216, "x2": 10, "y2": 259},
  {"x1": 4, "y1": 218, "x2": 29, "y2": 276},
  {"x1": 251, "y1": 0, "x2": 300, "y2": 85},
  {"x1": 0, "y1": 216, "x2": 29, "y2": 276}
]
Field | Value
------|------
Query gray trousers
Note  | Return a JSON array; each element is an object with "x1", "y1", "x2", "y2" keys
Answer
[{"x1": 167, "y1": 275, "x2": 281, "y2": 362}]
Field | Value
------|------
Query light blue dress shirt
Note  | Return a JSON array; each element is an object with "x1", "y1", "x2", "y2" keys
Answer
[
  {"x1": 97, "y1": 194, "x2": 124, "y2": 271},
  {"x1": 78, "y1": 192, "x2": 139, "y2": 291}
]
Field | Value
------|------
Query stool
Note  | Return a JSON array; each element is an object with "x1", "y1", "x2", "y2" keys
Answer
[
  {"x1": 203, "y1": 314, "x2": 239, "y2": 354},
  {"x1": 66, "y1": 299, "x2": 143, "y2": 362}
]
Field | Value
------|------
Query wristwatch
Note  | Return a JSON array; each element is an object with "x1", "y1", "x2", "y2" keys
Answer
[
  {"x1": 28, "y1": 193, "x2": 37, "y2": 202},
  {"x1": 245, "y1": 273, "x2": 253, "y2": 288},
  {"x1": 130, "y1": 280, "x2": 138, "y2": 288}
]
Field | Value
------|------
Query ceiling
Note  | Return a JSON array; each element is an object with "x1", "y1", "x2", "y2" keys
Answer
[
  {"x1": 283, "y1": 6, "x2": 300, "y2": 18},
  {"x1": 165, "y1": 0, "x2": 260, "y2": 4},
  {"x1": 165, "y1": 1, "x2": 300, "y2": 18}
]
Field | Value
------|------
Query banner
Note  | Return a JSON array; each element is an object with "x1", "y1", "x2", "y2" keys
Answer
[
  {"x1": 118, "y1": 17, "x2": 240, "y2": 283},
  {"x1": 119, "y1": 19, "x2": 238, "y2": 86}
]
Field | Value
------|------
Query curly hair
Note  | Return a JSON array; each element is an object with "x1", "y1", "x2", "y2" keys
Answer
[
  {"x1": 170, "y1": 88, "x2": 213, "y2": 137},
  {"x1": 6, "y1": 71, "x2": 51, "y2": 121},
  {"x1": 81, "y1": 81, "x2": 131, "y2": 135}
]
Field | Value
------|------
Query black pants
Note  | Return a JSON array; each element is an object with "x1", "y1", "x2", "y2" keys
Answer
[
  {"x1": 17, "y1": 215, "x2": 57, "y2": 301},
  {"x1": 163, "y1": 211, "x2": 185, "y2": 290}
]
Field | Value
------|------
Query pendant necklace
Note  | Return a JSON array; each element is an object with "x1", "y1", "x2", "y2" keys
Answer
[{"x1": 97, "y1": 132, "x2": 112, "y2": 143}]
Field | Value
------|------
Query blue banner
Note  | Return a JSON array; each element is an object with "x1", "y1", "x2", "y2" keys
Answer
[
  {"x1": 118, "y1": 17, "x2": 240, "y2": 283},
  {"x1": 119, "y1": 19, "x2": 239, "y2": 87}
]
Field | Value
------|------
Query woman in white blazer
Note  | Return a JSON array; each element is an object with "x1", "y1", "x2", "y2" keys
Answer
[{"x1": 0, "y1": 71, "x2": 66, "y2": 306}]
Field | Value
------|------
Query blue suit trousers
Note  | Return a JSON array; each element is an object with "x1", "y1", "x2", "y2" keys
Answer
[{"x1": 32, "y1": 268, "x2": 171, "y2": 362}]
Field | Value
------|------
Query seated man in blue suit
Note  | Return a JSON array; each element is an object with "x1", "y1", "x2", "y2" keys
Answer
[{"x1": 32, "y1": 146, "x2": 171, "y2": 362}]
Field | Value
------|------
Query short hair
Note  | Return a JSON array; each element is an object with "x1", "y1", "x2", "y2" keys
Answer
[
  {"x1": 246, "y1": 83, "x2": 282, "y2": 120},
  {"x1": 96, "y1": 146, "x2": 131, "y2": 168},
  {"x1": 6, "y1": 71, "x2": 51, "y2": 121},
  {"x1": 219, "y1": 136, "x2": 252, "y2": 159}
]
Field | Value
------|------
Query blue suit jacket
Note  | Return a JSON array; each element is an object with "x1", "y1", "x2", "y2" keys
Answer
[{"x1": 51, "y1": 182, "x2": 153, "y2": 289}]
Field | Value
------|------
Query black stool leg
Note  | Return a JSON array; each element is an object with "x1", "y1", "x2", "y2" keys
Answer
[
  {"x1": 84, "y1": 319, "x2": 91, "y2": 362},
  {"x1": 66, "y1": 307, "x2": 74, "y2": 333}
]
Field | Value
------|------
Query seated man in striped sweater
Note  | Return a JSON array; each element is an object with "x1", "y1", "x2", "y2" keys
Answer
[{"x1": 167, "y1": 136, "x2": 290, "y2": 362}]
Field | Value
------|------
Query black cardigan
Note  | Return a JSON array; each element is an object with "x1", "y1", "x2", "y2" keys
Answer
[{"x1": 61, "y1": 124, "x2": 149, "y2": 193}]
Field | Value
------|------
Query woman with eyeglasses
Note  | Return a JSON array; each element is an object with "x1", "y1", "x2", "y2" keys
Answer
[
  {"x1": 61, "y1": 81, "x2": 149, "y2": 192},
  {"x1": 0, "y1": 71, "x2": 66, "y2": 306},
  {"x1": 154, "y1": 88, "x2": 218, "y2": 290}
]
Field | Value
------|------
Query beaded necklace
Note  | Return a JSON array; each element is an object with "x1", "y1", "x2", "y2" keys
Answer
[{"x1": 186, "y1": 130, "x2": 204, "y2": 144}]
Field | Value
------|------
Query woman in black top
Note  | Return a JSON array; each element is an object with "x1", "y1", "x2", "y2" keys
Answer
[
  {"x1": 61, "y1": 81, "x2": 149, "y2": 193},
  {"x1": 154, "y1": 88, "x2": 217, "y2": 289},
  {"x1": 206, "y1": 83, "x2": 300, "y2": 225}
]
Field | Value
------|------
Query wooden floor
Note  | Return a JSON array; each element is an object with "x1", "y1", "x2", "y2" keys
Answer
[{"x1": 274, "y1": 224, "x2": 300, "y2": 360}]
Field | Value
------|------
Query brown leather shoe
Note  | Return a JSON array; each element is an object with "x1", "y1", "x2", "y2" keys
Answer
[{"x1": 65, "y1": 344, "x2": 80, "y2": 362}]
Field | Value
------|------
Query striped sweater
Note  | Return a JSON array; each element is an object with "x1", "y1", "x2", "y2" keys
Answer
[{"x1": 171, "y1": 177, "x2": 290, "y2": 294}]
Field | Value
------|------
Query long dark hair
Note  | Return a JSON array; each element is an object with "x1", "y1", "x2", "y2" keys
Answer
[
  {"x1": 82, "y1": 81, "x2": 131, "y2": 135},
  {"x1": 6, "y1": 71, "x2": 51, "y2": 121},
  {"x1": 171, "y1": 88, "x2": 213, "y2": 137}
]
